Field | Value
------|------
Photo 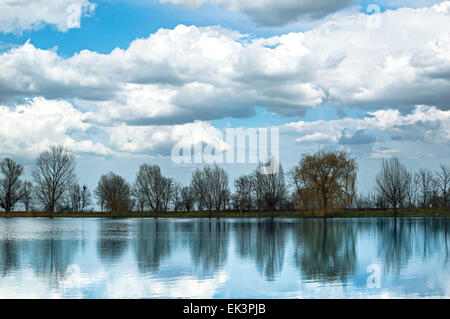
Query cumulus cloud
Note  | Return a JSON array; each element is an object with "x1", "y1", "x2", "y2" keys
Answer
[
  {"x1": 0, "y1": 0, "x2": 96, "y2": 33},
  {"x1": 104, "y1": 120, "x2": 227, "y2": 156},
  {"x1": 0, "y1": 40, "x2": 117, "y2": 102},
  {"x1": 1, "y1": 4, "x2": 449, "y2": 127},
  {"x1": 1, "y1": 3, "x2": 450, "y2": 163},
  {"x1": 0, "y1": 96, "x2": 231, "y2": 159},
  {"x1": 0, "y1": 97, "x2": 112, "y2": 157},
  {"x1": 284, "y1": 105, "x2": 450, "y2": 146},
  {"x1": 160, "y1": 0, "x2": 357, "y2": 26}
]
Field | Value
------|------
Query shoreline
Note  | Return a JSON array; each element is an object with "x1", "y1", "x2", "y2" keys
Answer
[{"x1": 0, "y1": 209, "x2": 449, "y2": 218}]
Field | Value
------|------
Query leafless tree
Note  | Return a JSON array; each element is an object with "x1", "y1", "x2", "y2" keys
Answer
[
  {"x1": 191, "y1": 168, "x2": 207, "y2": 211},
  {"x1": 291, "y1": 150, "x2": 357, "y2": 213},
  {"x1": 232, "y1": 175, "x2": 254, "y2": 212},
  {"x1": 80, "y1": 185, "x2": 93, "y2": 212},
  {"x1": 436, "y1": 164, "x2": 450, "y2": 208},
  {"x1": 191, "y1": 165, "x2": 230, "y2": 211},
  {"x1": 0, "y1": 158, "x2": 24, "y2": 212},
  {"x1": 205, "y1": 165, "x2": 230, "y2": 211},
  {"x1": 405, "y1": 176, "x2": 418, "y2": 208},
  {"x1": 172, "y1": 183, "x2": 183, "y2": 212},
  {"x1": 64, "y1": 184, "x2": 92, "y2": 212},
  {"x1": 32, "y1": 145, "x2": 77, "y2": 212},
  {"x1": 161, "y1": 177, "x2": 174, "y2": 212},
  {"x1": 181, "y1": 185, "x2": 195, "y2": 212},
  {"x1": 95, "y1": 172, "x2": 132, "y2": 213},
  {"x1": 354, "y1": 193, "x2": 371, "y2": 209},
  {"x1": 133, "y1": 164, "x2": 173, "y2": 212},
  {"x1": 430, "y1": 177, "x2": 441, "y2": 208},
  {"x1": 414, "y1": 169, "x2": 435, "y2": 208},
  {"x1": 20, "y1": 180, "x2": 34, "y2": 211},
  {"x1": 252, "y1": 160, "x2": 287, "y2": 211},
  {"x1": 376, "y1": 157, "x2": 411, "y2": 216},
  {"x1": 133, "y1": 185, "x2": 146, "y2": 213}
]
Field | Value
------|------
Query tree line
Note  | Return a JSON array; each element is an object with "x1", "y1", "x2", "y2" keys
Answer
[{"x1": 0, "y1": 145, "x2": 448, "y2": 214}]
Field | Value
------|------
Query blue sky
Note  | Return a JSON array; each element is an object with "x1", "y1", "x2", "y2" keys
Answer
[{"x1": 0, "y1": 0, "x2": 449, "y2": 195}]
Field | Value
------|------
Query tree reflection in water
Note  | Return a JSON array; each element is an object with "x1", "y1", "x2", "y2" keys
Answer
[
  {"x1": 0, "y1": 226, "x2": 18, "y2": 275},
  {"x1": 0, "y1": 217, "x2": 448, "y2": 297},
  {"x1": 188, "y1": 219, "x2": 230, "y2": 278},
  {"x1": 233, "y1": 219, "x2": 288, "y2": 281},
  {"x1": 377, "y1": 218, "x2": 449, "y2": 276},
  {"x1": 292, "y1": 219, "x2": 357, "y2": 283},
  {"x1": 133, "y1": 219, "x2": 172, "y2": 272},
  {"x1": 97, "y1": 219, "x2": 130, "y2": 263},
  {"x1": 0, "y1": 220, "x2": 82, "y2": 288}
]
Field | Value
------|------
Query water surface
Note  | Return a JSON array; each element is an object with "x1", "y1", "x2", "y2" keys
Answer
[{"x1": 0, "y1": 217, "x2": 448, "y2": 298}]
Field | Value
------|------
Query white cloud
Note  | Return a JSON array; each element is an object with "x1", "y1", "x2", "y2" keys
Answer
[
  {"x1": 0, "y1": 96, "x2": 231, "y2": 159},
  {"x1": 0, "y1": 3, "x2": 449, "y2": 164},
  {"x1": 105, "y1": 120, "x2": 227, "y2": 156},
  {"x1": 0, "y1": 97, "x2": 112, "y2": 157},
  {"x1": 0, "y1": 0, "x2": 96, "y2": 33},
  {"x1": 284, "y1": 105, "x2": 450, "y2": 146},
  {"x1": 1, "y1": 4, "x2": 449, "y2": 126},
  {"x1": 0, "y1": 40, "x2": 117, "y2": 101}
]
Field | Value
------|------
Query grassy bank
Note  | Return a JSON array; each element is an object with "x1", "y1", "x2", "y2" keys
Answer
[{"x1": 0, "y1": 209, "x2": 449, "y2": 218}]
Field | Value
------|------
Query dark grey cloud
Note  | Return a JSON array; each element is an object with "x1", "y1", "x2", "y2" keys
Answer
[
  {"x1": 160, "y1": 0, "x2": 358, "y2": 27},
  {"x1": 238, "y1": 0, "x2": 357, "y2": 27}
]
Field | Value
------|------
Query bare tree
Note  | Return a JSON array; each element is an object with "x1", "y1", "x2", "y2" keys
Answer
[
  {"x1": 65, "y1": 184, "x2": 93, "y2": 212},
  {"x1": 376, "y1": 157, "x2": 411, "y2": 216},
  {"x1": 0, "y1": 158, "x2": 24, "y2": 212},
  {"x1": 430, "y1": 177, "x2": 441, "y2": 208},
  {"x1": 181, "y1": 185, "x2": 195, "y2": 212},
  {"x1": 252, "y1": 160, "x2": 287, "y2": 211},
  {"x1": 354, "y1": 192, "x2": 372, "y2": 209},
  {"x1": 69, "y1": 184, "x2": 82, "y2": 212},
  {"x1": 20, "y1": 180, "x2": 34, "y2": 211},
  {"x1": 204, "y1": 164, "x2": 230, "y2": 211},
  {"x1": 161, "y1": 177, "x2": 174, "y2": 212},
  {"x1": 232, "y1": 175, "x2": 254, "y2": 212},
  {"x1": 133, "y1": 164, "x2": 173, "y2": 212},
  {"x1": 80, "y1": 185, "x2": 93, "y2": 212},
  {"x1": 405, "y1": 176, "x2": 418, "y2": 208},
  {"x1": 436, "y1": 164, "x2": 450, "y2": 208},
  {"x1": 95, "y1": 172, "x2": 132, "y2": 213},
  {"x1": 32, "y1": 145, "x2": 77, "y2": 212},
  {"x1": 190, "y1": 165, "x2": 230, "y2": 211},
  {"x1": 291, "y1": 150, "x2": 357, "y2": 213},
  {"x1": 172, "y1": 183, "x2": 183, "y2": 212},
  {"x1": 191, "y1": 168, "x2": 207, "y2": 211},
  {"x1": 414, "y1": 169, "x2": 434, "y2": 208},
  {"x1": 133, "y1": 184, "x2": 146, "y2": 213}
]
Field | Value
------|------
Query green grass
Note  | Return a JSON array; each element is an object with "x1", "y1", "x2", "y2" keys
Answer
[{"x1": 0, "y1": 208, "x2": 449, "y2": 218}]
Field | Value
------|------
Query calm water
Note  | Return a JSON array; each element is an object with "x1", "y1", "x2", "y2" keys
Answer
[{"x1": 0, "y1": 217, "x2": 448, "y2": 298}]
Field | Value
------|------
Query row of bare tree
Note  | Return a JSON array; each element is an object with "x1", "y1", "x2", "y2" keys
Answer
[
  {"x1": 355, "y1": 158, "x2": 450, "y2": 214},
  {"x1": 0, "y1": 146, "x2": 92, "y2": 213},
  {"x1": 0, "y1": 145, "x2": 448, "y2": 214}
]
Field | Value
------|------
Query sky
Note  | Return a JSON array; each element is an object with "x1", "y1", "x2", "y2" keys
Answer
[{"x1": 0, "y1": 0, "x2": 449, "y2": 195}]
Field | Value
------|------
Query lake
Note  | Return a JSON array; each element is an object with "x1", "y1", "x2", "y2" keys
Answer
[{"x1": 0, "y1": 217, "x2": 448, "y2": 298}]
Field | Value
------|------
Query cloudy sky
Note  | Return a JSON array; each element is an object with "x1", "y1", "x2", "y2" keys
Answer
[{"x1": 0, "y1": 0, "x2": 449, "y2": 194}]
